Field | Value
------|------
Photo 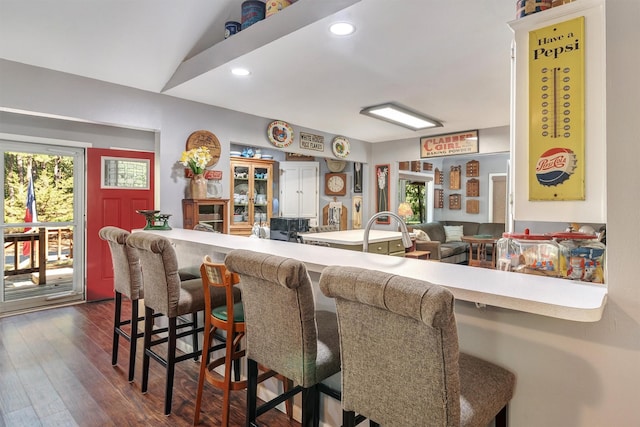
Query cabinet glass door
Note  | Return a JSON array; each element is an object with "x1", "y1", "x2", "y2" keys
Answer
[
  {"x1": 253, "y1": 165, "x2": 269, "y2": 224},
  {"x1": 232, "y1": 164, "x2": 250, "y2": 226},
  {"x1": 198, "y1": 203, "x2": 226, "y2": 233}
]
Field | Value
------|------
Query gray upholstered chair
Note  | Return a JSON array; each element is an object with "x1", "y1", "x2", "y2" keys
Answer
[
  {"x1": 224, "y1": 249, "x2": 341, "y2": 427},
  {"x1": 320, "y1": 266, "x2": 516, "y2": 427},
  {"x1": 98, "y1": 226, "x2": 143, "y2": 383},
  {"x1": 125, "y1": 232, "x2": 229, "y2": 415}
]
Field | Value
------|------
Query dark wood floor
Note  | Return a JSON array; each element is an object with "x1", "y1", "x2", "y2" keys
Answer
[{"x1": 0, "y1": 299, "x2": 302, "y2": 427}]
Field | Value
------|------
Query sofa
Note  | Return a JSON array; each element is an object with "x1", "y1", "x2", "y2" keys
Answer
[{"x1": 409, "y1": 221, "x2": 505, "y2": 263}]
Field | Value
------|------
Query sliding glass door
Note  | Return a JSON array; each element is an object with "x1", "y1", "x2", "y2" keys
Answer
[{"x1": 1, "y1": 140, "x2": 85, "y2": 315}]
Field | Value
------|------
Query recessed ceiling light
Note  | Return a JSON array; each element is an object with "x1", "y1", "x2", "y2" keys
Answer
[
  {"x1": 231, "y1": 68, "x2": 250, "y2": 76},
  {"x1": 329, "y1": 22, "x2": 355, "y2": 36}
]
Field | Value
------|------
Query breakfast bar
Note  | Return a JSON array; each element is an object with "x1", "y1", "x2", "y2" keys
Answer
[
  {"x1": 141, "y1": 228, "x2": 607, "y2": 322},
  {"x1": 138, "y1": 228, "x2": 609, "y2": 425}
]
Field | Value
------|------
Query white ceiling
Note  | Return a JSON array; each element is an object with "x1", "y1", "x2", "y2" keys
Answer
[{"x1": 0, "y1": 0, "x2": 515, "y2": 143}]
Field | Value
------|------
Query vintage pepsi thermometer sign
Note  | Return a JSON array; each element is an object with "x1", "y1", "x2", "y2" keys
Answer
[{"x1": 528, "y1": 17, "x2": 585, "y2": 200}]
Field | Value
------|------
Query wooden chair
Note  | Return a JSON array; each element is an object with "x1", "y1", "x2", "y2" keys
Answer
[
  {"x1": 225, "y1": 249, "x2": 341, "y2": 427},
  {"x1": 319, "y1": 265, "x2": 516, "y2": 427},
  {"x1": 194, "y1": 255, "x2": 292, "y2": 426}
]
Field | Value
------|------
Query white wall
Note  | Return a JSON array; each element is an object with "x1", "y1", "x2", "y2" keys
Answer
[
  {"x1": 0, "y1": 1, "x2": 639, "y2": 423},
  {"x1": 0, "y1": 59, "x2": 370, "y2": 227},
  {"x1": 453, "y1": 2, "x2": 640, "y2": 427}
]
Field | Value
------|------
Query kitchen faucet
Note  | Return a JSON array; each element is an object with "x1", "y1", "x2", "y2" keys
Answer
[{"x1": 363, "y1": 211, "x2": 413, "y2": 252}]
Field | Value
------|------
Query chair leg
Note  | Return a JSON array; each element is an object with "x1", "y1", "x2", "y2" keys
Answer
[
  {"x1": 343, "y1": 410, "x2": 356, "y2": 427},
  {"x1": 128, "y1": 299, "x2": 139, "y2": 383},
  {"x1": 233, "y1": 335, "x2": 241, "y2": 381},
  {"x1": 221, "y1": 328, "x2": 235, "y2": 427},
  {"x1": 112, "y1": 291, "x2": 122, "y2": 366},
  {"x1": 141, "y1": 306, "x2": 153, "y2": 394},
  {"x1": 370, "y1": 421, "x2": 380, "y2": 427},
  {"x1": 495, "y1": 405, "x2": 508, "y2": 427},
  {"x1": 246, "y1": 358, "x2": 259, "y2": 427},
  {"x1": 283, "y1": 377, "x2": 294, "y2": 420},
  {"x1": 164, "y1": 316, "x2": 177, "y2": 416},
  {"x1": 193, "y1": 317, "x2": 213, "y2": 425},
  {"x1": 301, "y1": 385, "x2": 319, "y2": 427},
  {"x1": 191, "y1": 312, "x2": 199, "y2": 361}
]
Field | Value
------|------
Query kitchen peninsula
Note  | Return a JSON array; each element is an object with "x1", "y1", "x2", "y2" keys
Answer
[
  {"x1": 139, "y1": 228, "x2": 607, "y2": 322},
  {"x1": 300, "y1": 229, "x2": 409, "y2": 256}
]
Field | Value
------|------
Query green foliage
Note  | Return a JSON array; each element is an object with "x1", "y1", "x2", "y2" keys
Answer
[
  {"x1": 404, "y1": 182, "x2": 426, "y2": 224},
  {"x1": 4, "y1": 152, "x2": 75, "y2": 225}
]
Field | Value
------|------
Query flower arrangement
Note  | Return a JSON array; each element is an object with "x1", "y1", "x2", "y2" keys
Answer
[{"x1": 180, "y1": 146, "x2": 212, "y2": 175}]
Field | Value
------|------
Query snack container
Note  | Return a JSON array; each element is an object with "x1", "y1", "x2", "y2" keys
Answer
[
  {"x1": 496, "y1": 229, "x2": 559, "y2": 276},
  {"x1": 550, "y1": 232, "x2": 606, "y2": 283}
]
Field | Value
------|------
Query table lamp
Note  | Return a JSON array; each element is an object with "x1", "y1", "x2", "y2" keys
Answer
[{"x1": 397, "y1": 202, "x2": 413, "y2": 222}]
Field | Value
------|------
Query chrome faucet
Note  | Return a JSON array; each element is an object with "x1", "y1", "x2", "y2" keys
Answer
[{"x1": 363, "y1": 211, "x2": 413, "y2": 252}]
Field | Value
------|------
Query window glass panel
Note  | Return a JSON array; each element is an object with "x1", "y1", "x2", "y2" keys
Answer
[{"x1": 101, "y1": 157, "x2": 149, "y2": 189}]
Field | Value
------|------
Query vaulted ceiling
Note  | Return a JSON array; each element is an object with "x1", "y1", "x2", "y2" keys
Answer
[{"x1": 0, "y1": 0, "x2": 515, "y2": 142}]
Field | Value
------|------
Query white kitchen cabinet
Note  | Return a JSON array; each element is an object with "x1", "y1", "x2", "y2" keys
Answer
[{"x1": 279, "y1": 161, "x2": 319, "y2": 220}]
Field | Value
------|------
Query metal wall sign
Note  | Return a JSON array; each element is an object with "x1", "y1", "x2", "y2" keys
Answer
[
  {"x1": 300, "y1": 132, "x2": 324, "y2": 152},
  {"x1": 420, "y1": 130, "x2": 479, "y2": 158},
  {"x1": 528, "y1": 17, "x2": 585, "y2": 201}
]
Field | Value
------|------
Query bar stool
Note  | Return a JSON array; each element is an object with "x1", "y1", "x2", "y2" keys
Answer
[
  {"x1": 98, "y1": 226, "x2": 143, "y2": 383},
  {"x1": 224, "y1": 249, "x2": 341, "y2": 427},
  {"x1": 194, "y1": 256, "x2": 291, "y2": 426},
  {"x1": 126, "y1": 232, "x2": 229, "y2": 415},
  {"x1": 319, "y1": 265, "x2": 516, "y2": 427}
]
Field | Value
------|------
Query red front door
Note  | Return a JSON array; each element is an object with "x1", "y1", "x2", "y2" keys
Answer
[{"x1": 86, "y1": 148, "x2": 154, "y2": 301}]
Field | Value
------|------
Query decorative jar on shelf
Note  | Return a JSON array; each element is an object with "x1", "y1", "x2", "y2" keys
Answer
[
  {"x1": 190, "y1": 174, "x2": 207, "y2": 199},
  {"x1": 179, "y1": 146, "x2": 212, "y2": 200}
]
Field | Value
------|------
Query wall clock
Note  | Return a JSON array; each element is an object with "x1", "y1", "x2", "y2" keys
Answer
[
  {"x1": 324, "y1": 173, "x2": 347, "y2": 196},
  {"x1": 186, "y1": 130, "x2": 221, "y2": 167}
]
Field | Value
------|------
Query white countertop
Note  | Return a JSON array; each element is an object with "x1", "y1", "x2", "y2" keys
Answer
[
  {"x1": 141, "y1": 228, "x2": 607, "y2": 322},
  {"x1": 300, "y1": 229, "x2": 406, "y2": 245}
]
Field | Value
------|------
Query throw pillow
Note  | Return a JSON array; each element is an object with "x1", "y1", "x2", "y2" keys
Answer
[
  {"x1": 413, "y1": 229, "x2": 430, "y2": 241},
  {"x1": 444, "y1": 225, "x2": 464, "y2": 243}
]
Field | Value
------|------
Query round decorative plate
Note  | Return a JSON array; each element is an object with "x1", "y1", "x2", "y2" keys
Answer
[
  {"x1": 332, "y1": 136, "x2": 350, "y2": 158},
  {"x1": 267, "y1": 120, "x2": 294, "y2": 148},
  {"x1": 186, "y1": 130, "x2": 221, "y2": 167}
]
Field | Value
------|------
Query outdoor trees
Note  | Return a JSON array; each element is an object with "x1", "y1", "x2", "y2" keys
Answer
[{"x1": 4, "y1": 152, "x2": 74, "y2": 232}]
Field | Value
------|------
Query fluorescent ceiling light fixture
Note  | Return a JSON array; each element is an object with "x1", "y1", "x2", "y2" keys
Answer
[
  {"x1": 329, "y1": 22, "x2": 355, "y2": 36},
  {"x1": 360, "y1": 103, "x2": 442, "y2": 130},
  {"x1": 231, "y1": 67, "x2": 250, "y2": 76}
]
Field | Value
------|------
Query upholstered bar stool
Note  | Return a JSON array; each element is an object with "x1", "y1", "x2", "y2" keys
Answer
[
  {"x1": 99, "y1": 226, "x2": 144, "y2": 383},
  {"x1": 126, "y1": 232, "x2": 228, "y2": 415},
  {"x1": 224, "y1": 249, "x2": 341, "y2": 427},
  {"x1": 319, "y1": 266, "x2": 516, "y2": 427}
]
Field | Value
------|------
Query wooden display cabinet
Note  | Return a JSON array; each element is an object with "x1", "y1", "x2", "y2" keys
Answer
[
  {"x1": 182, "y1": 199, "x2": 229, "y2": 233},
  {"x1": 466, "y1": 160, "x2": 479, "y2": 177},
  {"x1": 466, "y1": 178, "x2": 480, "y2": 197},
  {"x1": 449, "y1": 166, "x2": 461, "y2": 190},
  {"x1": 230, "y1": 158, "x2": 274, "y2": 236}
]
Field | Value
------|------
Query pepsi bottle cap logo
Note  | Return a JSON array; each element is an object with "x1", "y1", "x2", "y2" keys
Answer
[{"x1": 535, "y1": 148, "x2": 577, "y2": 186}]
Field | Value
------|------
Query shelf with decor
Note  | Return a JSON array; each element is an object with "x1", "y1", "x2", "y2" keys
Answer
[
  {"x1": 182, "y1": 199, "x2": 229, "y2": 233},
  {"x1": 230, "y1": 158, "x2": 274, "y2": 236}
]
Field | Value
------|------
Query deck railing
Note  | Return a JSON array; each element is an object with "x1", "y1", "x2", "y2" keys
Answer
[{"x1": 3, "y1": 227, "x2": 74, "y2": 285}]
